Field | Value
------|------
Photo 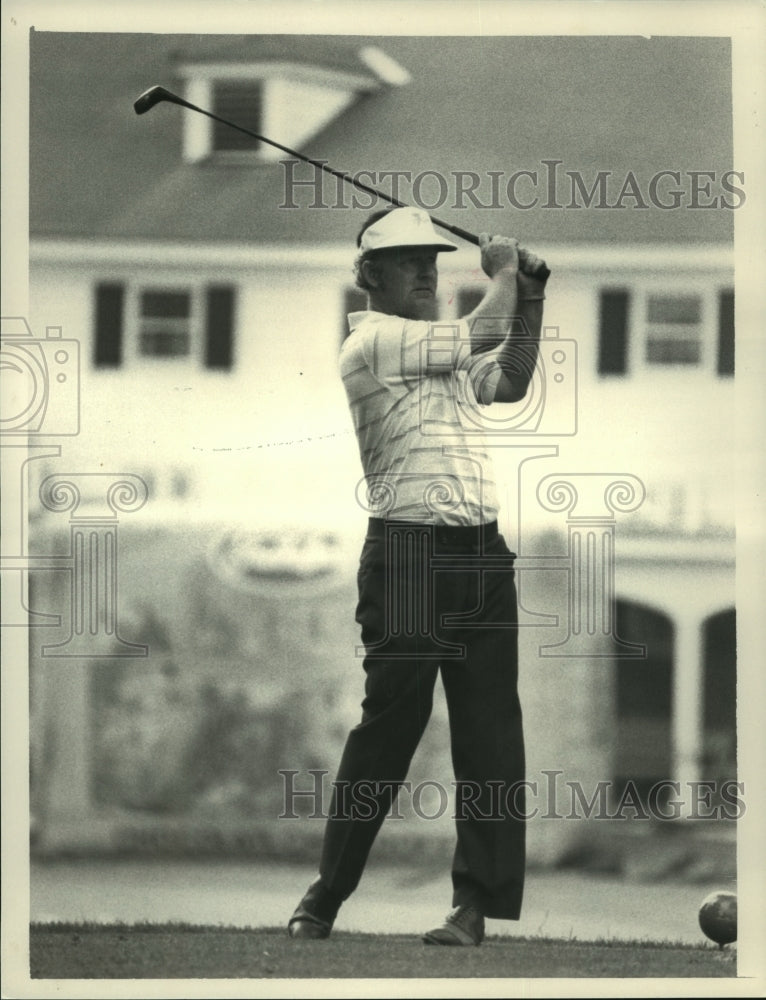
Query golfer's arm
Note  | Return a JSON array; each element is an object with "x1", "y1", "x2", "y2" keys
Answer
[
  {"x1": 491, "y1": 297, "x2": 543, "y2": 403},
  {"x1": 465, "y1": 268, "x2": 518, "y2": 354}
]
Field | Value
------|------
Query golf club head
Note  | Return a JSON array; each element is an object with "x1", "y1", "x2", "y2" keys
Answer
[{"x1": 133, "y1": 86, "x2": 182, "y2": 115}]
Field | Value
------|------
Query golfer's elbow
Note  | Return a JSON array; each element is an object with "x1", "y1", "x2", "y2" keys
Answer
[
  {"x1": 492, "y1": 371, "x2": 532, "y2": 403},
  {"x1": 504, "y1": 380, "x2": 531, "y2": 404}
]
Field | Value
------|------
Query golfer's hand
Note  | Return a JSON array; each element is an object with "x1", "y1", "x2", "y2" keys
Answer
[
  {"x1": 479, "y1": 233, "x2": 519, "y2": 279},
  {"x1": 517, "y1": 251, "x2": 548, "y2": 299},
  {"x1": 518, "y1": 249, "x2": 548, "y2": 281}
]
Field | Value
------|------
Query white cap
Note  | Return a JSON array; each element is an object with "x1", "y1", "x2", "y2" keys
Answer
[{"x1": 359, "y1": 207, "x2": 458, "y2": 253}]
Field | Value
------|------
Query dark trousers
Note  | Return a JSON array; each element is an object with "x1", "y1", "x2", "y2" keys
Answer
[{"x1": 319, "y1": 518, "x2": 526, "y2": 920}]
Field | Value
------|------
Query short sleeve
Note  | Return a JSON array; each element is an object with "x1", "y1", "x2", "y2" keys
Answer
[{"x1": 357, "y1": 313, "x2": 476, "y2": 390}]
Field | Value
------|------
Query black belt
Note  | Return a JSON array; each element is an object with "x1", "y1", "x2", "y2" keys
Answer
[{"x1": 367, "y1": 517, "x2": 498, "y2": 548}]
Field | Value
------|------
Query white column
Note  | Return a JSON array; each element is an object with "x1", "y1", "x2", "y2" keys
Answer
[
  {"x1": 44, "y1": 662, "x2": 92, "y2": 822},
  {"x1": 182, "y1": 77, "x2": 212, "y2": 162},
  {"x1": 672, "y1": 613, "x2": 704, "y2": 796}
]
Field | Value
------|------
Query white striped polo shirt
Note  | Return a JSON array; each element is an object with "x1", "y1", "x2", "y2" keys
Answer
[{"x1": 340, "y1": 310, "x2": 500, "y2": 526}]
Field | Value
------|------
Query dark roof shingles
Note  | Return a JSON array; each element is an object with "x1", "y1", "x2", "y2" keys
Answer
[{"x1": 29, "y1": 32, "x2": 734, "y2": 246}]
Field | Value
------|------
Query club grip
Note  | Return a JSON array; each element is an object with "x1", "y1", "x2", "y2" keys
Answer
[{"x1": 433, "y1": 220, "x2": 551, "y2": 282}]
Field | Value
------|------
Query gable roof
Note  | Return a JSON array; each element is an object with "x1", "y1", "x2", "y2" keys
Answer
[
  {"x1": 29, "y1": 32, "x2": 735, "y2": 247},
  {"x1": 166, "y1": 34, "x2": 382, "y2": 74}
]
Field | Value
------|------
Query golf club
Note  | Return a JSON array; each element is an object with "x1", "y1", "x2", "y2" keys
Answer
[{"x1": 134, "y1": 85, "x2": 550, "y2": 281}]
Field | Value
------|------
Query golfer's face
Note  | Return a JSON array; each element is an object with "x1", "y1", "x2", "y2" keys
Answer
[{"x1": 374, "y1": 249, "x2": 440, "y2": 321}]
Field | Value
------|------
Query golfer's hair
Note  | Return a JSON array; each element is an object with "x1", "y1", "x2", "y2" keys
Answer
[{"x1": 353, "y1": 208, "x2": 395, "y2": 292}]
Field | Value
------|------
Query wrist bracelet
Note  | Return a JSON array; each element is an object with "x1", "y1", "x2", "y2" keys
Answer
[{"x1": 520, "y1": 295, "x2": 546, "y2": 302}]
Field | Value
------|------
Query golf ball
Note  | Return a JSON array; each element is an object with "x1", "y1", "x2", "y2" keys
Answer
[{"x1": 698, "y1": 890, "x2": 737, "y2": 945}]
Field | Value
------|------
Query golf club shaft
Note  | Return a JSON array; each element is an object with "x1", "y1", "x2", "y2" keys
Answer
[{"x1": 134, "y1": 85, "x2": 550, "y2": 279}]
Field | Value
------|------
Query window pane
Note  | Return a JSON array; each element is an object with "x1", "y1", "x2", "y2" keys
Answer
[
  {"x1": 139, "y1": 290, "x2": 192, "y2": 360},
  {"x1": 140, "y1": 330, "x2": 190, "y2": 357},
  {"x1": 212, "y1": 82, "x2": 262, "y2": 152},
  {"x1": 645, "y1": 295, "x2": 702, "y2": 367},
  {"x1": 647, "y1": 295, "x2": 701, "y2": 324},
  {"x1": 646, "y1": 335, "x2": 701, "y2": 365},
  {"x1": 141, "y1": 291, "x2": 190, "y2": 318}
]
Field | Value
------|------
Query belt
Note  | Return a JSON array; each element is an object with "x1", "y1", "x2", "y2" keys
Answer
[{"x1": 366, "y1": 517, "x2": 498, "y2": 548}]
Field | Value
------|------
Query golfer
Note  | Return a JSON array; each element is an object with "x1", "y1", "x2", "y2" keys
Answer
[{"x1": 288, "y1": 206, "x2": 547, "y2": 946}]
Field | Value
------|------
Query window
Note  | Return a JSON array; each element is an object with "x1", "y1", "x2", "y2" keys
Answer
[
  {"x1": 139, "y1": 291, "x2": 192, "y2": 359},
  {"x1": 645, "y1": 294, "x2": 702, "y2": 365},
  {"x1": 94, "y1": 283, "x2": 236, "y2": 370},
  {"x1": 597, "y1": 285, "x2": 734, "y2": 377},
  {"x1": 211, "y1": 81, "x2": 263, "y2": 153},
  {"x1": 179, "y1": 62, "x2": 381, "y2": 164}
]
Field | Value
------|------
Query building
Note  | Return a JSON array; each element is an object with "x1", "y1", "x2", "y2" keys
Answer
[{"x1": 20, "y1": 32, "x2": 737, "y2": 865}]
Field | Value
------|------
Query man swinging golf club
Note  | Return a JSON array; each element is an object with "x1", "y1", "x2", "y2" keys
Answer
[{"x1": 288, "y1": 206, "x2": 548, "y2": 946}]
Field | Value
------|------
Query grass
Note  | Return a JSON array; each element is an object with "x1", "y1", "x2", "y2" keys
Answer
[{"x1": 29, "y1": 922, "x2": 737, "y2": 980}]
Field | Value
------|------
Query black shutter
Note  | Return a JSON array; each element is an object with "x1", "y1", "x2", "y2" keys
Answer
[
  {"x1": 598, "y1": 289, "x2": 630, "y2": 375},
  {"x1": 205, "y1": 286, "x2": 235, "y2": 370},
  {"x1": 717, "y1": 289, "x2": 734, "y2": 377},
  {"x1": 94, "y1": 283, "x2": 124, "y2": 367}
]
